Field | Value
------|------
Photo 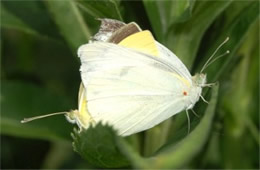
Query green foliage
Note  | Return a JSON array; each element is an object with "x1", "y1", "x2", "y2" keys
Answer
[
  {"x1": 76, "y1": 0, "x2": 123, "y2": 20},
  {"x1": 1, "y1": 81, "x2": 73, "y2": 142},
  {"x1": 1, "y1": 1, "x2": 60, "y2": 39},
  {"x1": 1, "y1": 0, "x2": 259, "y2": 169},
  {"x1": 143, "y1": 0, "x2": 196, "y2": 43},
  {"x1": 166, "y1": 0, "x2": 232, "y2": 68},
  {"x1": 72, "y1": 123, "x2": 129, "y2": 168},
  {"x1": 45, "y1": 0, "x2": 91, "y2": 52}
]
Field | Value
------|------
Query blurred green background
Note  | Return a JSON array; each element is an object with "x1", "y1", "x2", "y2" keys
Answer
[{"x1": 1, "y1": 0, "x2": 259, "y2": 169}]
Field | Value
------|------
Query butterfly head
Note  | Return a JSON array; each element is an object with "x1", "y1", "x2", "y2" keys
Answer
[{"x1": 192, "y1": 73, "x2": 207, "y2": 87}]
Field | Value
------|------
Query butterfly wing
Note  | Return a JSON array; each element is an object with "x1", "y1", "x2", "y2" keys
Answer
[
  {"x1": 74, "y1": 83, "x2": 94, "y2": 128},
  {"x1": 109, "y1": 30, "x2": 192, "y2": 84},
  {"x1": 78, "y1": 42, "x2": 189, "y2": 136},
  {"x1": 91, "y1": 18, "x2": 126, "y2": 42},
  {"x1": 156, "y1": 42, "x2": 192, "y2": 82}
]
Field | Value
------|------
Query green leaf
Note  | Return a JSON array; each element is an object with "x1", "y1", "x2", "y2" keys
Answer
[
  {"x1": 1, "y1": 1, "x2": 61, "y2": 40},
  {"x1": 1, "y1": 5, "x2": 37, "y2": 36},
  {"x1": 143, "y1": 0, "x2": 195, "y2": 42},
  {"x1": 76, "y1": 0, "x2": 123, "y2": 21},
  {"x1": 196, "y1": 1, "x2": 259, "y2": 82},
  {"x1": 117, "y1": 84, "x2": 219, "y2": 168},
  {"x1": 218, "y1": 19, "x2": 259, "y2": 169},
  {"x1": 72, "y1": 123, "x2": 129, "y2": 168},
  {"x1": 166, "y1": 0, "x2": 232, "y2": 69},
  {"x1": 142, "y1": 0, "x2": 165, "y2": 42},
  {"x1": 169, "y1": 0, "x2": 195, "y2": 23},
  {"x1": 1, "y1": 81, "x2": 74, "y2": 142},
  {"x1": 45, "y1": 0, "x2": 91, "y2": 52}
]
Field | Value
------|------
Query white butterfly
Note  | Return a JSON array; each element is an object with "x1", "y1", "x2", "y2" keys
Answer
[
  {"x1": 21, "y1": 19, "x2": 228, "y2": 137},
  {"x1": 78, "y1": 42, "x2": 207, "y2": 136}
]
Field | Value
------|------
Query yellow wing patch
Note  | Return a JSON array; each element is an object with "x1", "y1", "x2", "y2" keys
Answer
[
  {"x1": 119, "y1": 30, "x2": 159, "y2": 57},
  {"x1": 171, "y1": 73, "x2": 191, "y2": 87},
  {"x1": 77, "y1": 83, "x2": 93, "y2": 127}
]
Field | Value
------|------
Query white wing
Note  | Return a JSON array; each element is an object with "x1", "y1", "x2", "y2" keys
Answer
[
  {"x1": 78, "y1": 42, "x2": 190, "y2": 136},
  {"x1": 156, "y1": 42, "x2": 192, "y2": 82},
  {"x1": 78, "y1": 42, "x2": 192, "y2": 84}
]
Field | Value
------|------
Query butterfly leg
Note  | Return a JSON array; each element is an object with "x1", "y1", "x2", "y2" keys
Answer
[
  {"x1": 200, "y1": 95, "x2": 209, "y2": 104},
  {"x1": 203, "y1": 82, "x2": 216, "y2": 87},
  {"x1": 191, "y1": 109, "x2": 200, "y2": 118}
]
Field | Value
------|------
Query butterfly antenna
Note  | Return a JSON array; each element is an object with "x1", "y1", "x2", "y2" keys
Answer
[
  {"x1": 200, "y1": 37, "x2": 229, "y2": 73},
  {"x1": 21, "y1": 112, "x2": 67, "y2": 123},
  {"x1": 205, "y1": 50, "x2": 230, "y2": 70}
]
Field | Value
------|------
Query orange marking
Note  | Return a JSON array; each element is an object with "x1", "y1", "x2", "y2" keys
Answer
[{"x1": 183, "y1": 91, "x2": 188, "y2": 96}]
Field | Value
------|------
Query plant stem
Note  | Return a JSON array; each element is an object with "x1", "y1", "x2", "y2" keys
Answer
[{"x1": 143, "y1": 119, "x2": 172, "y2": 156}]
